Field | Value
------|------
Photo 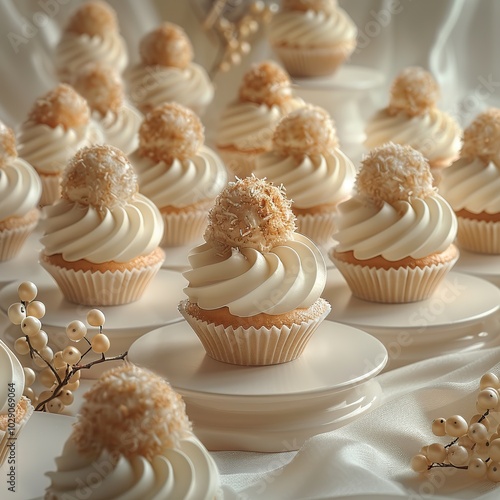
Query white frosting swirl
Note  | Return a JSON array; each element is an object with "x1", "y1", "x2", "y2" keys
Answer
[
  {"x1": 0, "y1": 340, "x2": 24, "y2": 415},
  {"x1": 94, "y1": 104, "x2": 142, "y2": 156},
  {"x1": 269, "y1": 8, "x2": 357, "y2": 47},
  {"x1": 126, "y1": 64, "x2": 214, "y2": 114},
  {"x1": 17, "y1": 121, "x2": 103, "y2": 175},
  {"x1": 131, "y1": 145, "x2": 227, "y2": 208},
  {"x1": 0, "y1": 158, "x2": 41, "y2": 220},
  {"x1": 55, "y1": 32, "x2": 128, "y2": 82},
  {"x1": 39, "y1": 196, "x2": 163, "y2": 263},
  {"x1": 183, "y1": 233, "x2": 326, "y2": 316},
  {"x1": 255, "y1": 148, "x2": 356, "y2": 208},
  {"x1": 364, "y1": 109, "x2": 462, "y2": 164},
  {"x1": 334, "y1": 194, "x2": 457, "y2": 261},
  {"x1": 45, "y1": 435, "x2": 220, "y2": 500},
  {"x1": 440, "y1": 157, "x2": 500, "y2": 214}
]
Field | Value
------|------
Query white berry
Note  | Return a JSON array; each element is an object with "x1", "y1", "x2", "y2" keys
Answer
[
  {"x1": 23, "y1": 367, "x2": 36, "y2": 387},
  {"x1": 33, "y1": 352, "x2": 49, "y2": 368},
  {"x1": 447, "y1": 444, "x2": 469, "y2": 466},
  {"x1": 30, "y1": 330, "x2": 48, "y2": 350},
  {"x1": 21, "y1": 316, "x2": 41, "y2": 336},
  {"x1": 432, "y1": 418, "x2": 447, "y2": 436},
  {"x1": 480, "y1": 372, "x2": 500, "y2": 390},
  {"x1": 468, "y1": 457, "x2": 487, "y2": 478},
  {"x1": 427, "y1": 443, "x2": 446, "y2": 463},
  {"x1": 7, "y1": 303, "x2": 26, "y2": 324},
  {"x1": 23, "y1": 387, "x2": 35, "y2": 401},
  {"x1": 490, "y1": 439, "x2": 500, "y2": 462},
  {"x1": 65, "y1": 380, "x2": 80, "y2": 391},
  {"x1": 62, "y1": 346, "x2": 80, "y2": 365},
  {"x1": 445, "y1": 415, "x2": 468, "y2": 437},
  {"x1": 26, "y1": 301, "x2": 45, "y2": 319},
  {"x1": 91, "y1": 333, "x2": 110, "y2": 354},
  {"x1": 46, "y1": 398, "x2": 64, "y2": 414},
  {"x1": 66, "y1": 320, "x2": 87, "y2": 341},
  {"x1": 39, "y1": 345, "x2": 54, "y2": 363},
  {"x1": 411, "y1": 454, "x2": 429, "y2": 473},
  {"x1": 18, "y1": 281, "x2": 37, "y2": 302},
  {"x1": 39, "y1": 368, "x2": 56, "y2": 388},
  {"x1": 487, "y1": 462, "x2": 500, "y2": 482},
  {"x1": 58, "y1": 389, "x2": 74, "y2": 406},
  {"x1": 477, "y1": 388, "x2": 499, "y2": 411},
  {"x1": 468, "y1": 422, "x2": 489, "y2": 444},
  {"x1": 14, "y1": 337, "x2": 30, "y2": 356},
  {"x1": 53, "y1": 351, "x2": 67, "y2": 370},
  {"x1": 87, "y1": 309, "x2": 105, "y2": 327}
]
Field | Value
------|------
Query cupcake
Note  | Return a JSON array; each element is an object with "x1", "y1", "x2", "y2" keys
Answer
[
  {"x1": 255, "y1": 104, "x2": 356, "y2": 245},
  {"x1": 39, "y1": 144, "x2": 165, "y2": 306},
  {"x1": 0, "y1": 123, "x2": 42, "y2": 261},
  {"x1": 54, "y1": 0, "x2": 128, "y2": 83},
  {"x1": 215, "y1": 60, "x2": 304, "y2": 178},
  {"x1": 440, "y1": 108, "x2": 500, "y2": 254},
  {"x1": 126, "y1": 22, "x2": 214, "y2": 115},
  {"x1": 179, "y1": 176, "x2": 331, "y2": 366},
  {"x1": 330, "y1": 143, "x2": 459, "y2": 303},
  {"x1": 17, "y1": 83, "x2": 103, "y2": 206},
  {"x1": 130, "y1": 103, "x2": 227, "y2": 247},
  {"x1": 45, "y1": 364, "x2": 220, "y2": 499},
  {"x1": 72, "y1": 61, "x2": 143, "y2": 155},
  {"x1": 268, "y1": 0, "x2": 357, "y2": 77},
  {"x1": 0, "y1": 339, "x2": 34, "y2": 466},
  {"x1": 364, "y1": 67, "x2": 462, "y2": 184}
]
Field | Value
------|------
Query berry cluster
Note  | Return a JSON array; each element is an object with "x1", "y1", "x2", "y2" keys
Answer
[
  {"x1": 411, "y1": 372, "x2": 500, "y2": 481},
  {"x1": 7, "y1": 281, "x2": 127, "y2": 413}
]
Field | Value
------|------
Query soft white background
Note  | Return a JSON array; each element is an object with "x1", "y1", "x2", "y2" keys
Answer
[{"x1": 2, "y1": 1, "x2": 500, "y2": 498}]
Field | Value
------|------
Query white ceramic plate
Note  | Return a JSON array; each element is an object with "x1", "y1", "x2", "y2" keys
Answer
[{"x1": 454, "y1": 248, "x2": 500, "y2": 287}]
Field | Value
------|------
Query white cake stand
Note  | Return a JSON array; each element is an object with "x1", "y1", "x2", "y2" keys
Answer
[
  {"x1": 323, "y1": 269, "x2": 500, "y2": 370},
  {"x1": 128, "y1": 320, "x2": 388, "y2": 452},
  {"x1": 454, "y1": 248, "x2": 500, "y2": 288}
]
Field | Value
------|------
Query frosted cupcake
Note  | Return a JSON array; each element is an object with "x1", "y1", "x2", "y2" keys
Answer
[
  {"x1": 365, "y1": 67, "x2": 462, "y2": 184},
  {"x1": 17, "y1": 83, "x2": 103, "y2": 206},
  {"x1": 179, "y1": 176, "x2": 331, "y2": 366},
  {"x1": 45, "y1": 364, "x2": 220, "y2": 499},
  {"x1": 55, "y1": 0, "x2": 128, "y2": 83},
  {"x1": 255, "y1": 105, "x2": 355, "y2": 245},
  {"x1": 39, "y1": 145, "x2": 164, "y2": 306},
  {"x1": 330, "y1": 143, "x2": 459, "y2": 303},
  {"x1": 268, "y1": 0, "x2": 357, "y2": 77},
  {"x1": 0, "y1": 123, "x2": 42, "y2": 261},
  {"x1": 73, "y1": 62, "x2": 143, "y2": 155},
  {"x1": 0, "y1": 339, "x2": 33, "y2": 466},
  {"x1": 126, "y1": 22, "x2": 214, "y2": 115},
  {"x1": 440, "y1": 108, "x2": 500, "y2": 254},
  {"x1": 215, "y1": 60, "x2": 304, "y2": 178},
  {"x1": 130, "y1": 103, "x2": 227, "y2": 247}
]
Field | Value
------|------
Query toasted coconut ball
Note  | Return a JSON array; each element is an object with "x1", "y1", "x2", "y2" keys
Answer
[
  {"x1": 204, "y1": 176, "x2": 296, "y2": 253},
  {"x1": 388, "y1": 67, "x2": 440, "y2": 117},
  {"x1": 72, "y1": 62, "x2": 124, "y2": 115},
  {"x1": 139, "y1": 22, "x2": 193, "y2": 69},
  {"x1": 0, "y1": 122, "x2": 17, "y2": 168},
  {"x1": 282, "y1": 0, "x2": 338, "y2": 13},
  {"x1": 28, "y1": 83, "x2": 90, "y2": 130},
  {"x1": 239, "y1": 61, "x2": 293, "y2": 108},
  {"x1": 138, "y1": 103, "x2": 204, "y2": 164},
  {"x1": 65, "y1": 0, "x2": 119, "y2": 37},
  {"x1": 461, "y1": 108, "x2": 500, "y2": 164},
  {"x1": 72, "y1": 364, "x2": 192, "y2": 460},
  {"x1": 357, "y1": 143, "x2": 436, "y2": 206},
  {"x1": 273, "y1": 105, "x2": 338, "y2": 157},
  {"x1": 61, "y1": 144, "x2": 138, "y2": 214}
]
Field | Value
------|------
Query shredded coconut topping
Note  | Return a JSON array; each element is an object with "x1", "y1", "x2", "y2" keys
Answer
[
  {"x1": 239, "y1": 61, "x2": 293, "y2": 107},
  {"x1": 28, "y1": 83, "x2": 90, "y2": 130},
  {"x1": 204, "y1": 176, "x2": 296, "y2": 253},
  {"x1": 65, "y1": 1, "x2": 119, "y2": 37},
  {"x1": 461, "y1": 108, "x2": 500, "y2": 165},
  {"x1": 357, "y1": 143, "x2": 436, "y2": 206},
  {"x1": 72, "y1": 62, "x2": 124, "y2": 115},
  {"x1": 273, "y1": 105, "x2": 338, "y2": 157},
  {"x1": 0, "y1": 122, "x2": 17, "y2": 168},
  {"x1": 388, "y1": 67, "x2": 439, "y2": 117},
  {"x1": 139, "y1": 22, "x2": 193, "y2": 68},
  {"x1": 72, "y1": 364, "x2": 192, "y2": 460},
  {"x1": 61, "y1": 144, "x2": 138, "y2": 214},
  {"x1": 138, "y1": 102, "x2": 204, "y2": 164},
  {"x1": 282, "y1": 0, "x2": 338, "y2": 13}
]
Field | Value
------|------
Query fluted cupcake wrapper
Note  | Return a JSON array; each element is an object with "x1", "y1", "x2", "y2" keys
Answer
[
  {"x1": 295, "y1": 212, "x2": 337, "y2": 246},
  {"x1": 457, "y1": 217, "x2": 500, "y2": 254},
  {"x1": 40, "y1": 259, "x2": 163, "y2": 306},
  {"x1": 179, "y1": 300, "x2": 331, "y2": 366},
  {"x1": 39, "y1": 173, "x2": 62, "y2": 206},
  {"x1": 160, "y1": 210, "x2": 209, "y2": 247},
  {"x1": 0, "y1": 221, "x2": 38, "y2": 261},
  {"x1": 331, "y1": 256, "x2": 458, "y2": 304}
]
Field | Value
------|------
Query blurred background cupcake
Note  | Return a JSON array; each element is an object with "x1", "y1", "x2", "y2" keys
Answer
[
  {"x1": 255, "y1": 104, "x2": 355, "y2": 246},
  {"x1": 130, "y1": 102, "x2": 227, "y2": 247}
]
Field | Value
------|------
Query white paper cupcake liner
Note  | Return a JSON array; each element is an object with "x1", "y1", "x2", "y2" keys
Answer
[
  {"x1": 40, "y1": 258, "x2": 163, "y2": 306},
  {"x1": 39, "y1": 173, "x2": 62, "y2": 206},
  {"x1": 331, "y1": 256, "x2": 458, "y2": 303},
  {"x1": 160, "y1": 210, "x2": 209, "y2": 247},
  {"x1": 271, "y1": 41, "x2": 355, "y2": 77},
  {"x1": 0, "y1": 220, "x2": 38, "y2": 261},
  {"x1": 216, "y1": 148, "x2": 261, "y2": 180},
  {"x1": 457, "y1": 217, "x2": 500, "y2": 254},
  {"x1": 179, "y1": 300, "x2": 330, "y2": 366},
  {"x1": 295, "y1": 212, "x2": 337, "y2": 246}
]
